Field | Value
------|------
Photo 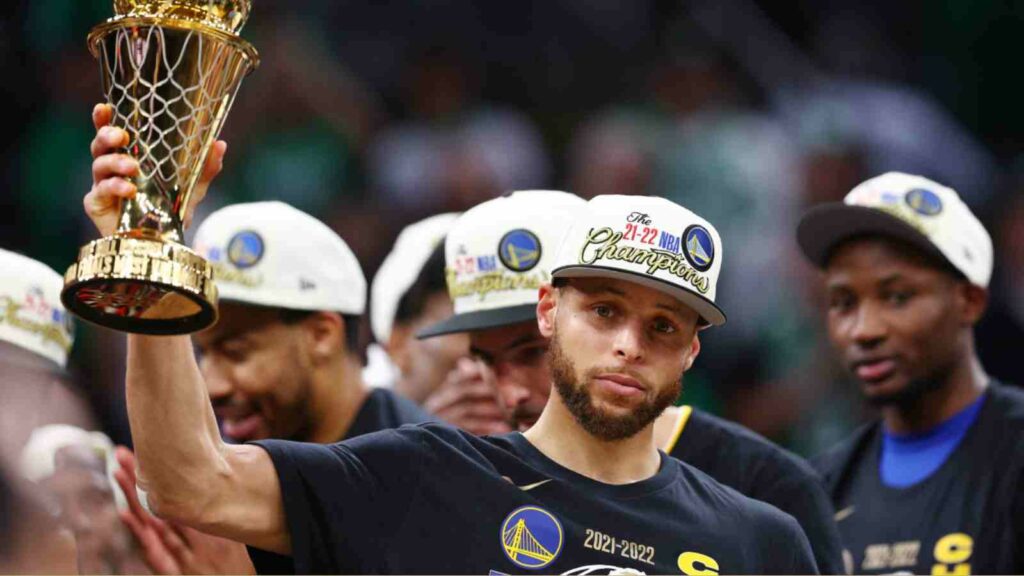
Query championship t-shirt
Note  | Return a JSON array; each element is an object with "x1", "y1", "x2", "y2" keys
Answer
[
  {"x1": 249, "y1": 388, "x2": 435, "y2": 574},
  {"x1": 254, "y1": 423, "x2": 819, "y2": 574},
  {"x1": 667, "y1": 407, "x2": 845, "y2": 574},
  {"x1": 815, "y1": 383, "x2": 1024, "y2": 575}
]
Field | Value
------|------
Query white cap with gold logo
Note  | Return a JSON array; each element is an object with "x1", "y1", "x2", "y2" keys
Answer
[
  {"x1": 193, "y1": 201, "x2": 366, "y2": 314},
  {"x1": 418, "y1": 190, "x2": 586, "y2": 338},
  {"x1": 0, "y1": 248, "x2": 75, "y2": 367},
  {"x1": 550, "y1": 195, "x2": 727, "y2": 327},
  {"x1": 797, "y1": 172, "x2": 993, "y2": 288}
]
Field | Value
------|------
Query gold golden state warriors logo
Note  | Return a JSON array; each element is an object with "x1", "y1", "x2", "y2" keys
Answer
[
  {"x1": 682, "y1": 225, "x2": 714, "y2": 272},
  {"x1": 905, "y1": 188, "x2": 943, "y2": 216},
  {"x1": 501, "y1": 506, "x2": 563, "y2": 570},
  {"x1": 499, "y1": 229, "x2": 542, "y2": 272},
  {"x1": 227, "y1": 231, "x2": 264, "y2": 269}
]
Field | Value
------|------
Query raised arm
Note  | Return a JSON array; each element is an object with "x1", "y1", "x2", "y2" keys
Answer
[{"x1": 88, "y1": 104, "x2": 289, "y2": 554}]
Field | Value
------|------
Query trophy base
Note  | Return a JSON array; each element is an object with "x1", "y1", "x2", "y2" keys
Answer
[{"x1": 61, "y1": 236, "x2": 218, "y2": 335}]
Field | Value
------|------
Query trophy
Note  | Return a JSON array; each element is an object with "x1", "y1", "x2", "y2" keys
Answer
[{"x1": 61, "y1": 0, "x2": 258, "y2": 335}]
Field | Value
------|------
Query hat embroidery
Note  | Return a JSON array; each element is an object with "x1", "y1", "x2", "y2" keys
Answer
[
  {"x1": 498, "y1": 229, "x2": 542, "y2": 272},
  {"x1": 227, "y1": 230, "x2": 265, "y2": 269},
  {"x1": 905, "y1": 188, "x2": 943, "y2": 216},
  {"x1": 579, "y1": 227, "x2": 710, "y2": 294},
  {"x1": 682, "y1": 225, "x2": 715, "y2": 272}
]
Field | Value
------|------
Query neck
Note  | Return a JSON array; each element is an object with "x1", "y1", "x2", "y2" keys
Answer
[
  {"x1": 883, "y1": 348, "x2": 988, "y2": 435},
  {"x1": 523, "y1": 390, "x2": 661, "y2": 485},
  {"x1": 305, "y1": 353, "x2": 369, "y2": 444}
]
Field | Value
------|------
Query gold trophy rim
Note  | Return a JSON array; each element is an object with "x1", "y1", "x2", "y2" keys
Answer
[
  {"x1": 88, "y1": 16, "x2": 260, "y2": 69},
  {"x1": 61, "y1": 236, "x2": 220, "y2": 335}
]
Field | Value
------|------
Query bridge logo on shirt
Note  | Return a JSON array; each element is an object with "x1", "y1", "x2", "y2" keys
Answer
[
  {"x1": 682, "y1": 225, "x2": 714, "y2": 272},
  {"x1": 905, "y1": 188, "x2": 943, "y2": 216},
  {"x1": 227, "y1": 230, "x2": 265, "y2": 269},
  {"x1": 500, "y1": 506, "x2": 563, "y2": 569},
  {"x1": 498, "y1": 229, "x2": 542, "y2": 272}
]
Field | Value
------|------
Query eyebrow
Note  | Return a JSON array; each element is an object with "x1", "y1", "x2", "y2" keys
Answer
[{"x1": 469, "y1": 334, "x2": 544, "y2": 358}]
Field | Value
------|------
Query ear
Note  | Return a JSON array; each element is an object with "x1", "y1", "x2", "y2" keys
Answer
[
  {"x1": 386, "y1": 323, "x2": 414, "y2": 375},
  {"x1": 537, "y1": 284, "x2": 558, "y2": 338},
  {"x1": 303, "y1": 312, "x2": 344, "y2": 364},
  {"x1": 957, "y1": 283, "x2": 989, "y2": 326},
  {"x1": 682, "y1": 333, "x2": 701, "y2": 372}
]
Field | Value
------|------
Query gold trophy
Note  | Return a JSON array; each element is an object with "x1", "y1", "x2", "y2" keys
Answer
[{"x1": 62, "y1": 0, "x2": 258, "y2": 334}]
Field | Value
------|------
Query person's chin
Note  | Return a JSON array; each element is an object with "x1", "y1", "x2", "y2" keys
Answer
[{"x1": 860, "y1": 375, "x2": 913, "y2": 406}]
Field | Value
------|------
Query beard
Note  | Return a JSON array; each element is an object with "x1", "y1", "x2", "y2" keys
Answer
[{"x1": 548, "y1": 330, "x2": 681, "y2": 441}]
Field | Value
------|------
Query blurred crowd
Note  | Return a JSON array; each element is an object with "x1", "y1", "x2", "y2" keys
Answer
[{"x1": 2, "y1": 4, "x2": 1024, "y2": 560}]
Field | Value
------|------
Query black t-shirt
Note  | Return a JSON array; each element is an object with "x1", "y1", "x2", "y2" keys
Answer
[
  {"x1": 249, "y1": 388, "x2": 435, "y2": 574},
  {"x1": 254, "y1": 423, "x2": 818, "y2": 575},
  {"x1": 814, "y1": 383, "x2": 1024, "y2": 575},
  {"x1": 668, "y1": 407, "x2": 845, "y2": 574}
]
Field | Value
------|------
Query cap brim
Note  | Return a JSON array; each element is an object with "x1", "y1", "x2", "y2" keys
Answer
[
  {"x1": 417, "y1": 303, "x2": 538, "y2": 339},
  {"x1": 797, "y1": 204, "x2": 947, "y2": 268},
  {"x1": 551, "y1": 265, "x2": 727, "y2": 328}
]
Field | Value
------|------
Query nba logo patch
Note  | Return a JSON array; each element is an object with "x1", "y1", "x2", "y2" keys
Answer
[
  {"x1": 905, "y1": 188, "x2": 943, "y2": 216},
  {"x1": 500, "y1": 506, "x2": 563, "y2": 570},
  {"x1": 682, "y1": 225, "x2": 714, "y2": 272},
  {"x1": 227, "y1": 231, "x2": 265, "y2": 269},
  {"x1": 498, "y1": 229, "x2": 542, "y2": 272}
]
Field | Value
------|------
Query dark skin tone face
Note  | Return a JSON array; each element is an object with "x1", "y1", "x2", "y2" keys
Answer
[{"x1": 824, "y1": 237, "x2": 988, "y2": 432}]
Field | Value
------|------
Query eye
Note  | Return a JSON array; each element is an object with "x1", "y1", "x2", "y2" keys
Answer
[
  {"x1": 513, "y1": 344, "x2": 548, "y2": 365},
  {"x1": 652, "y1": 317, "x2": 678, "y2": 334},
  {"x1": 885, "y1": 290, "x2": 913, "y2": 306},
  {"x1": 593, "y1": 304, "x2": 614, "y2": 318},
  {"x1": 829, "y1": 292, "x2": 855, "y2": 313}
]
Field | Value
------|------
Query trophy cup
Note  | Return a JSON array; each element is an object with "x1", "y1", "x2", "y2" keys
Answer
[{"x1": 62, "y1": 0, "x2": 259, "y2": 335}]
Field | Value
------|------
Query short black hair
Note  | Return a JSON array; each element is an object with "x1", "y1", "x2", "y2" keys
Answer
[
  {"x1": 392, "y1": 242, "x2": 448, "y2": 329},
  {"x1": 278, "y1": 309, "x2": 365, "y2": 362}
]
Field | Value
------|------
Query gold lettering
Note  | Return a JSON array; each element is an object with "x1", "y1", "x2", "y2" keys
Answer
[
  {"x1": 863, "y1": 544, "x2": 891, "y2": 571},
  {"x1": 0, "y1": 296, "x2": 71, "y2": 352},
  {"x1": 678, "y1": 551, "x2": 719, "y2": 576},
  {"x1": 932, "y1": 533, "x2": 972, "y2": 576}
]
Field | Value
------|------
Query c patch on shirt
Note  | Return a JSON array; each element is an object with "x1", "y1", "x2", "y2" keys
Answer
[{"x1": 500, "y1": 505, "x2": 563, "y2": 569}]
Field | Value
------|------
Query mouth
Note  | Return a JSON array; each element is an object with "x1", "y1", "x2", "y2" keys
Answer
[
  {"x1": 215, "y1": 407, "x2": 266, "y2": 442},
  {"x1": 593, "y1": 373, "x2": 646, "y2": 398},
  {"x1": 850, "y1": 357, "x2": 898, "y2": 384}
]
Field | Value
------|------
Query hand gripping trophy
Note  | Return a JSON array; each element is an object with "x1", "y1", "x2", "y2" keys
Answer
[{"x1": 61, "y1": 0, "x2": 258, "y2": 334}]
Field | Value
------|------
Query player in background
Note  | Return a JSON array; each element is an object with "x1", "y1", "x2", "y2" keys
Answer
[
  {"x1": 798, "y1": 172, "x2": 1024, "y2": 575},
  {"x1": 367, "y1": 213, "x2": 510, "y2": 435},
  {"x1": 419, "y1": 191, "x2": 845, "y2": 574},
  {"x1": 85, "y1": 113, "x2": 821, "y2": 574}
]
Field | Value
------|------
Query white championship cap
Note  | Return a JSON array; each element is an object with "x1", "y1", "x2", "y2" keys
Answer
[
  {"x1": 370, "y1": 212, "x2": 459, "y2": 343},
  {"x1": 20, "y1": 424, "x2": 127, "y2": 511},
  {"x1": 418, "y1": 190, "x2": 586, "y2": 338},
  {"x1": 797, "y1": 172, "x2": 993, "y2": 287},
  {"x1": 193, "y1": 201, "x2": 366, "y2": 314},
  {"x1": 551, "y1": 195, "x2": 727, "y2": 327},
  {"x1": 0, "y1": 248, "x2": 75, "y2": 367}
]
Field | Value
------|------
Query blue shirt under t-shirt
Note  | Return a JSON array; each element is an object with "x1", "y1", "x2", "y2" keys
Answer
[{"x1": 880, "y1": 393, "x2": 987, "y2": 488}]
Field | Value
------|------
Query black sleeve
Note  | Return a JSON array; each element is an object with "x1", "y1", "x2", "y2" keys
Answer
[
  {"x1": 765, "y1": 511, "x2": 821, "y2": 575},
  {"x1": 252, "y1": 429, "x2": 427, "y2": 573},
  {"x1": 758, "y1": 470, "x2": 846, "y2": 574}
]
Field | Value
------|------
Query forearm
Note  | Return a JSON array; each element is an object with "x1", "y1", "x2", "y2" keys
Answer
[{"x1": 126, "y1": 334, "x2": 226, "y2": 520}]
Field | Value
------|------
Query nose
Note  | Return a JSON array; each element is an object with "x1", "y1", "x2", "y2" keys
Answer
[
  {"x1": 613, "y1": 322, "x2": 644, "y2": 364},
  {"x1": 851, "y1": 301, "x2": 887, "y2": 348}
]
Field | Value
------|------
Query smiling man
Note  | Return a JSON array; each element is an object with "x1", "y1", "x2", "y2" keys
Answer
[
  {"x1": 798, "y1": 172, "x2": 1024, "y2": 575},
  {"x1": 84, "y1": 124, "x2": 819, "y2": 575}
]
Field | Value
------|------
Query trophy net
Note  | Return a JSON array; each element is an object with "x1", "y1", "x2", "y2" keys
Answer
[{"x1": 63, "y1": 20, "x2": 256, "y2": 334}]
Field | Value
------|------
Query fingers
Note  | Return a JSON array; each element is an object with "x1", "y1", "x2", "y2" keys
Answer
[
  {"x1": 91, "y1": 125, "x2": 130, "y2": 159},
  {"x1": 92, "y1": 103, "x2": 113, "y2": 130},
  {"x1": 156, "y1": 521, "x2": 197, "y2": 570},
  {"x1": 93, "y1": 153, "x2": 138, "y2": 183}
]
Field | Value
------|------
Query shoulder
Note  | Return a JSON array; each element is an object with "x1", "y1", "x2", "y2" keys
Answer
[
  {"x1": 368, "y1": 388, "x2": 438, "y2": 426},
  {"x1": 986, "y1": 382, "x2": 1024, "y2": 427},
  {"x1": 684, "y1": 409, "x2": 820, "y2": 481},
  {"x1": 811, "y1": 420, "x2": 879, "y2": 489}
]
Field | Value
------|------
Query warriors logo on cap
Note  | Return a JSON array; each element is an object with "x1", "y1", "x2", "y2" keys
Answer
[
  {"x1": 683, "y1": 225, "x2": 715, "y2": 272},
  {"x1": 227, "y1": 230, "x2": 264, "y2": 269},
  {"x1": 905, "y1": 188, "x2": 943, "y2": 216},
  {"x1": 499, "y1": 229, "x2": 542, "y2": 272}
]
